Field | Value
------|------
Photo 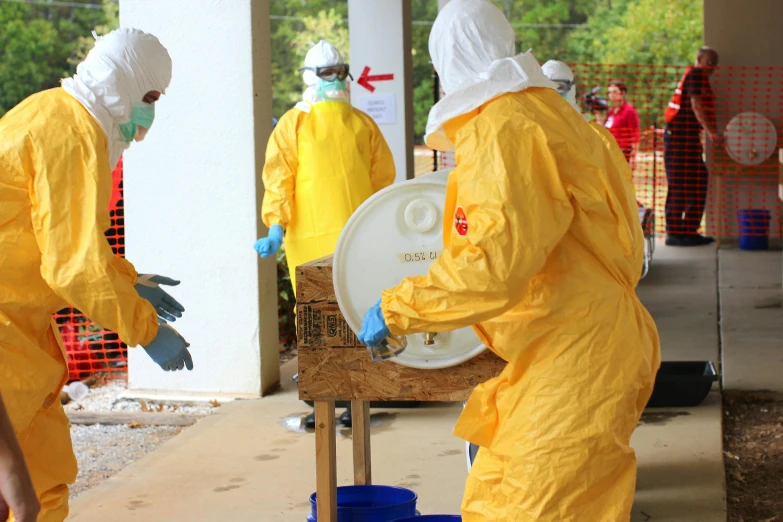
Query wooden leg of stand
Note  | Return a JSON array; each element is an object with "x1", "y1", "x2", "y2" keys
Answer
[
  {"x1": 351, "y1": 400, "x2": 371, "y2": 485},
  {"x1": 315, "y1": 400, "x2": 337, "y2": 522}
]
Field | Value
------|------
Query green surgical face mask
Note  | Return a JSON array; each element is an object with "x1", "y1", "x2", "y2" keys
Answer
[
  {"x1": 119, "y1": 102, "x2": 156, "y2": 143},
  {"x1": 317, "y1": 79, "x2": 347, "y2": 101}
]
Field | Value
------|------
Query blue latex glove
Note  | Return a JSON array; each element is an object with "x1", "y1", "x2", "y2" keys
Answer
[
  {"x1": 358, "y1": 299, "x2": 390, "y2": 347},
  {"x1": 142, "y1": 324, "x2": 194, "y2": 371},
  {"x1": 135, "y1": 274, "x2": 185, "y2": 323},
  {"x1": 254, "y1": 224, "x2": 284, "y2": 258}
]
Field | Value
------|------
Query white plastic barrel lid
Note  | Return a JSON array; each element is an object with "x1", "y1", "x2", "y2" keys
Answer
[
  {"x1": 333, "y1": 169, "x2": 486, "y2": 370},
  {"x1": 725, "y1": 111, "x2": 778, "y2": 166}
]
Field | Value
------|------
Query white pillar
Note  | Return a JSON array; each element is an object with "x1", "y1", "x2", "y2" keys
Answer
[
  {"x1": 348, "y1": 0, "x2": 414, "y2": 182},
  {"x1": 120, "y1": 0, "x2": 280, "y2": 399}
]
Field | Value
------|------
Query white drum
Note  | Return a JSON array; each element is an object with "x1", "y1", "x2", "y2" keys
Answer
[
  {"x1": 333, "y1": 169, "x2": 486, "y2": 369},
  {"x1": 725, "y1": 111, "x2": 778, "y2": 166}
]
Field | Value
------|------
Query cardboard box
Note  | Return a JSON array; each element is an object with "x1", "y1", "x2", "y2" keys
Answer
[{"x1": 295, "y1": 255, "x2": 505, "y2": 402}]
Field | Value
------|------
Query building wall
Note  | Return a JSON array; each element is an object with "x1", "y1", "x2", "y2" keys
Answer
[
  {"x1": 121, "y1": 0, "x2": 280, "y2": 398},
  {"x1": 704, "y1": 0, "x2": 783, "y2": 243}
]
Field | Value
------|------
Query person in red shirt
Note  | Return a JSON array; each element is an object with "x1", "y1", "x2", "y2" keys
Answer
[
  {"x1": 604, "y1": 80, "x2": 640, "y2": 169},
  {"x1": 663, "y1": 47, "x2": 722, "y2": 246}
]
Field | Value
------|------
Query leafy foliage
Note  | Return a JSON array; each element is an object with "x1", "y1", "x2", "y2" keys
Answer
[{"x1": 0, "y1": 0, "x2": 110, "y2": 116}]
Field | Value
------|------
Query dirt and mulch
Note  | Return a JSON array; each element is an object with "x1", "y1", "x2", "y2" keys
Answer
[{"x1": 723, "y1": 391, "x2": 783, "y2": 522}]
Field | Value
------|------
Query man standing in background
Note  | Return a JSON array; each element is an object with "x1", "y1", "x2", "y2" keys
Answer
[
  {"x1": 663, "y1": 46, "x2": 722, "y2": 246},
  {"x1": 605, "y1": 79, "x2": 640, "y2": 169}
]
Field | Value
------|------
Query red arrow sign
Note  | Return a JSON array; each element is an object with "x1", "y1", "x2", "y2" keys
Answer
[{"x1": 357, "y1": 66, "x2": 394, "y2": 93}]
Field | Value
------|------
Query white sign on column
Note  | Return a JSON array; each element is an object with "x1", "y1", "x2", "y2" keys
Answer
[
  {"x1": 356, "y1": 93, "x2": 397, "y2": 125},
  {"x1": 349, "y1": 0, "x2": 413, "y2": 182}
]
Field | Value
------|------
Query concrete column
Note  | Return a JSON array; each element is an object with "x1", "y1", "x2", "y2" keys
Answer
[
  {"x1": 120, "y1": 0, "x2": 279, "y2": 399},
  {"x1": 703, "y1": 0, "x2": 783, "y2": 247},
  {"x1": 348, "y1": 0, "x2": 414, "y2": 182}
]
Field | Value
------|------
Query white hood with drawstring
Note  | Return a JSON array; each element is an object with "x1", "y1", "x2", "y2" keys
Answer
[{"x1": 62, "y1": 28, "x2": 172, "y2": 169}]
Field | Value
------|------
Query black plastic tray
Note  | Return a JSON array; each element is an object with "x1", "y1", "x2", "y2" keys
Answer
[{"x1": 645, "y1": 361, "x2": 719, "y2": 408}]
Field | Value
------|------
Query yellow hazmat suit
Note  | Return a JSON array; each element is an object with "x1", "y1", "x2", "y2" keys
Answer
[
  {"x1": 0, "y1": 28, "x2": 171, "y2": 521},
  {"x1": 591, "y1": 120, "x2": 637, "y2": 185},
  {"x1": 378, "y1": 1, "x2": 661, "y2": 520},
  {"x1": 0, "y1": 88, "x2": 159, "y2": 521},
  {"x1": 261, "y1": 101, "x2": 395, "y2": 291}
]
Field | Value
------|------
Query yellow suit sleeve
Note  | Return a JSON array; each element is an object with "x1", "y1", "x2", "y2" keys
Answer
[
  {"x1": 261, "y1": 109, "x2": 302, "y2": 229},
  {"x1": 111, "y1": 256, "x2": 140, "y2": 285},
  {"x1": 30, "y1": 132, "x2": 159, "y2": 347},
  {"x1": 357, "y1": 111, "x2": 396, "y2": 192},
  {"x1": 381, "y1": 118, "x2": 574, "y2": 335}
]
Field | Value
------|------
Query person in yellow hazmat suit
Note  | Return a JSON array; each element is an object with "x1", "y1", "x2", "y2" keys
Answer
[
  {"x1": 542, "y1": 59, "x2": 654, "y2": 280},
  {"x1": 542, "y1": 59, "x2": 637, "y2": 185},
  {"x1": 0, "y1": 28, "x2": 193, "y2": 521},
  {"x1": 358, "y1": 1, "x2": 661, "y2": 520},
  {"x1": 254, "y1": 40, "x2": 395, "y2": 428},
  {"x1": 542, "y1": 59, "x2": 650, "y2": 186},
  {"x1": 254, "y1": 40, "x2": 396, "y2": 292}
]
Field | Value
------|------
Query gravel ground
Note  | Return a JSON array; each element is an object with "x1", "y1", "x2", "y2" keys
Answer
[
  {"x1": 70, "y1": 424, "x2": 182, "y2": 499},
  {"x1": 66, "y1": 379, "x2": 219, "y2": 499},
  {"x1": 64, "y1": 379, "x2": 221, "y2": 415}
]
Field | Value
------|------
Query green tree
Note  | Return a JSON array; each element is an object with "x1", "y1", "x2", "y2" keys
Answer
[
  {"x1": 70, "y1": 0, "x2": 120, "y2": 66},
  {"x1": 566, "y1": 0, "x2": 633, "y2": 62},
  {"x1": 0, "y1": 0, "x2": 110, "y2": 116},
  {"x1": 499, "y1": 0, "x2": 594, "y2": 60},
  {"x1": 567, "y1": 0, "x2": 702, "y2": 65},
  {"x1": 601, "y1": 0, "x2": 702, "y2": 65},
  {"x1": 411, "y1": 0, "x2": 440, "y2": 143}
]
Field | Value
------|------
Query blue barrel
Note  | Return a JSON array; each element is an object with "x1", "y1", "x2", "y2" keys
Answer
[
  {"x1": 394, "y1": 515, "x2": 462, "y2": 522},
  {"x1": 737, "y1": 209, "x2": 771, "y2": 250},
  {"x1": 307, "y1": 485, "x2": 418, "y2": 522}
]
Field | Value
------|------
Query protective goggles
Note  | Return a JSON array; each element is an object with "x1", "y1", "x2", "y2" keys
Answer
[
  {"x1": 298, "y1": 64, "x2": 353, "y2": 82},
  {"x1": 550, "y1": 78, "x2": 575, "y2": 95}
]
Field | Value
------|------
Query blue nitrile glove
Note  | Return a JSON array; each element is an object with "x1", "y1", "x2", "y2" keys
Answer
[
  {"x1": 135, "y1": 274, "x2": 185, "y2": 323},
  {"x1": 358, "y1": 299, "x2": 391, "y2": 347},
  {"x1": 142, "y1": 323, "x2": 194, "y2": 371},
  {"x1": 254, "y1": 224, "x2": 284, "y2": 258}
]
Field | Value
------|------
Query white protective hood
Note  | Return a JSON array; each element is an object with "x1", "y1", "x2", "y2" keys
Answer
[
  {"x1": 295, "y1": 40, "x2": 350, "y2": 113},
  {"x1": 62, "y1": 28, "x2": 172, "y2": 170},
  {"x1": 542, "y1": 59, "x2": 590, "y2": 120},
  {"x1": 425, "y1": 0, "x2": 559, "y2": 151}
]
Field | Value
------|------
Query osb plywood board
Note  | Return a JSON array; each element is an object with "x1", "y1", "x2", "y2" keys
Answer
[
  {"x1": 298, "y1": 347, "x2": 505, "y2": 401},
  {"x1": 296, "y1": 256, "x2": 505, "y2": 401}
]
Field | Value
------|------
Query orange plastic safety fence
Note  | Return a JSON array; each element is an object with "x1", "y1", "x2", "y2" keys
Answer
[
  {"x1": 54, "y1": 158, "x2": 128, "y2": 382},
  {"x1": 422, "y1": 63, "x2": 783, "y2": 244}
]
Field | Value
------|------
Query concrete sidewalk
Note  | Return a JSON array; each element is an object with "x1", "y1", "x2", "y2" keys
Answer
[
  {"x1": 719, "y1": 250, "x2": 782, "y2": 392},
  {"x1": 69, "y1": 243, "x2": 732, "y2": 521}
]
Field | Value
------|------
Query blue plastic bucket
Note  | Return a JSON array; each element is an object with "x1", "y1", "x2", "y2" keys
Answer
[
  {"x1": 307, "y1": 485, "x2": 418, "y2": 522},
  {"x1": 737, "y1": 209, "x2": 771, "y2": 250},
  {"x1": 394, "y1": 515, "x2": 462, "y2": 522}
]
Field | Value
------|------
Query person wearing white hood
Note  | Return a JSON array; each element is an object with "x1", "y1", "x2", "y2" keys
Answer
[
  {"x1": 542, "y1": 59, "x2": 637, "y2": 183},
  {"x1": 255, "y1": 40, "x2": 395, "y2": 291},
  {"x1": 0, "y1": 28, "x2": 192, "y2": 520},
  {"x1": 357, "y1": 1, "x2": 660, "y2": 520},
  {"x1": 541, "y1": 59, "x2": 585, "y2": 117},
  {"x1": 255, "y1": 40, "x2": 395, "y2": 429}
]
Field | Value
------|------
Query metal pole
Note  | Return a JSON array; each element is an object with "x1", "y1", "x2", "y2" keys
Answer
[{"x1": 432, "y1": 67, "x2": 439, "y2": 171}]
